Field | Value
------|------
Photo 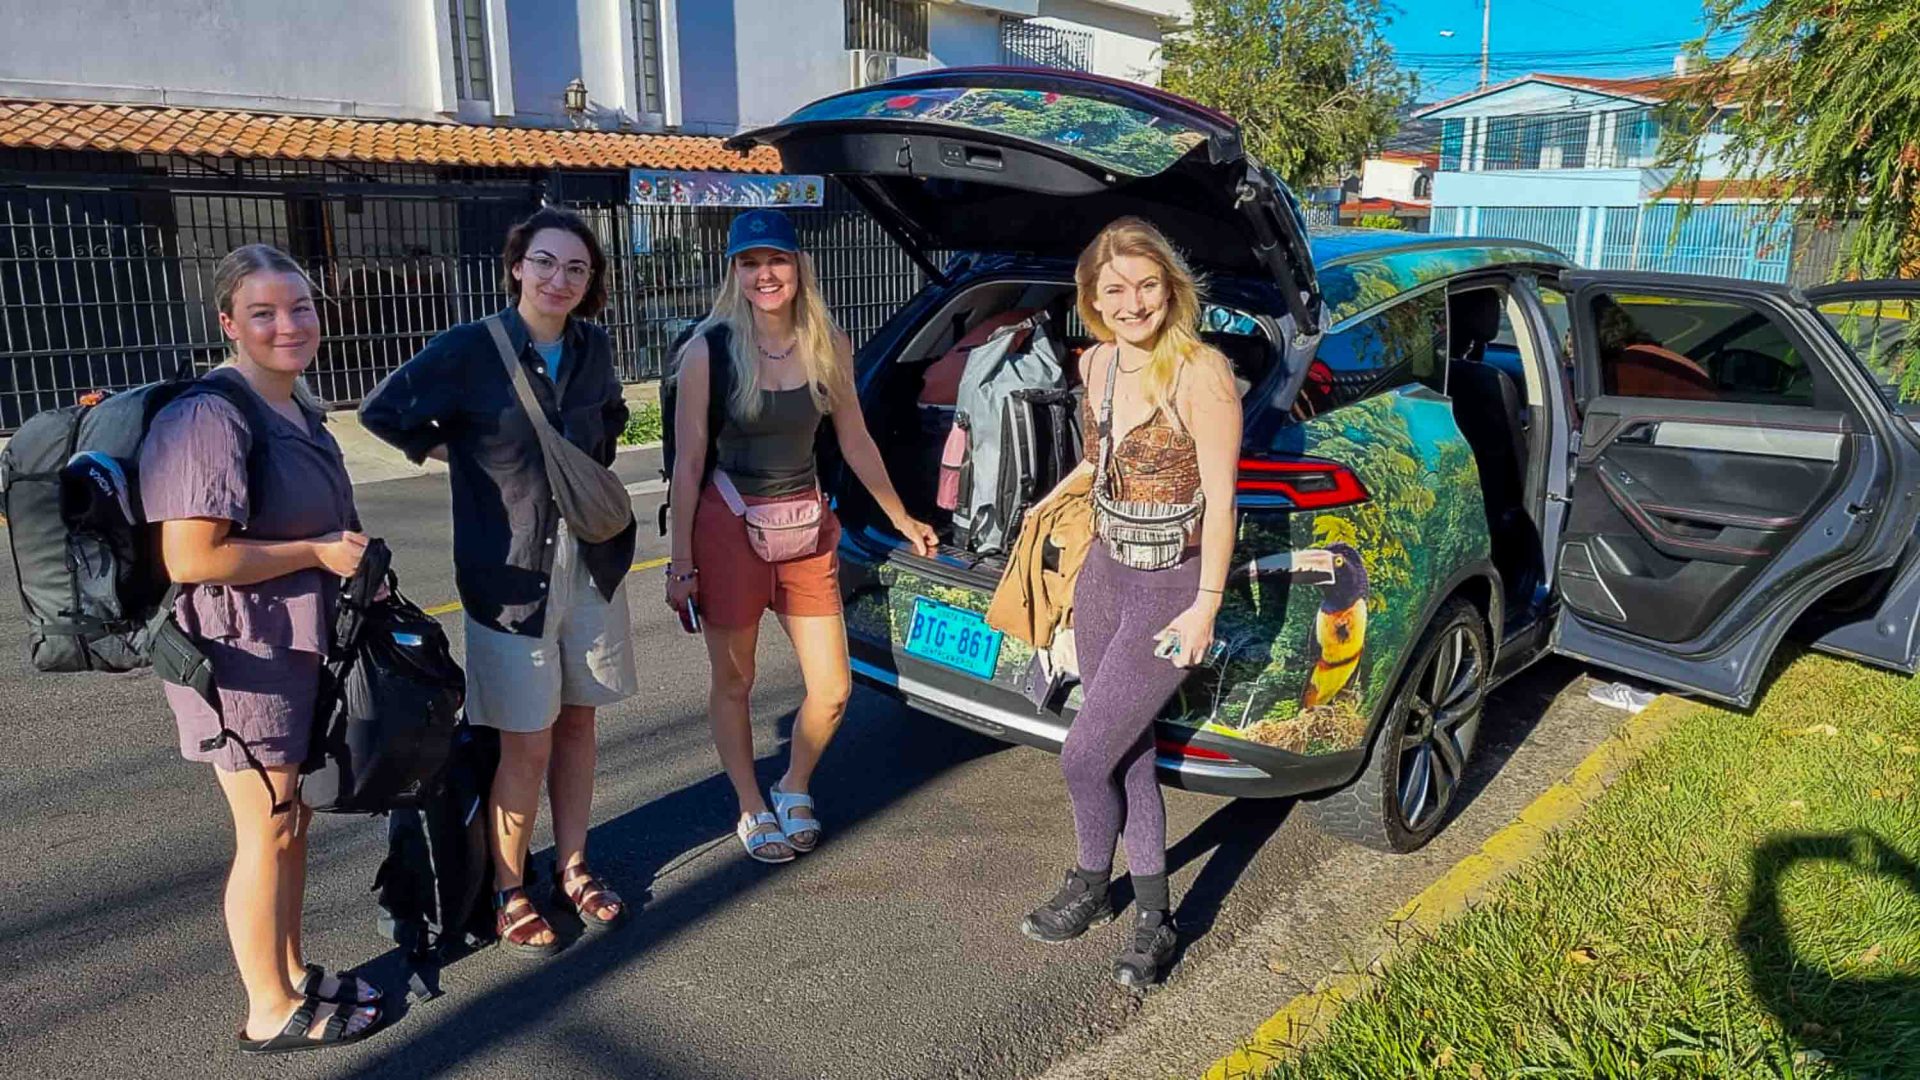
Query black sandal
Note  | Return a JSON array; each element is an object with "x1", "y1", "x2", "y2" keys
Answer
[
  {"x1": 236, "y1": 995, "x2": 381, "y2": 1055},
  {"x1": 495, "y1": 886, "x2": 564, "y2": 958},
  {"x1": 295, "y1": 962, "x2": 383, "y2": 1005}
]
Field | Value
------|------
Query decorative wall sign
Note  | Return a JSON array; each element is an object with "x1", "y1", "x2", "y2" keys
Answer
[{"x1": 627, "y1": 170, "x2": 824, "y2": 208}]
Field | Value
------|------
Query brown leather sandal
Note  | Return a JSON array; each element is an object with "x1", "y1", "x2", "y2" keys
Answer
[
  {"x1": 554, "y1": 861, "x2": 628, "y2": 933},
  {"x1": 494, "y1": 886, "x2": 563, "y2": 958}
]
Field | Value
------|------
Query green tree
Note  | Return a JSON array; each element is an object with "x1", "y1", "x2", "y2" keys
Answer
[
  {"x1": 1353, "y1": 213, "x2": 1405, "y2": 230},
  {"x1": 1662, "y1": 1, "x2": 1920, "y2": 277},
  {"x1": 1160, "y1": 0, "x2": 1416, "y2": 188}
]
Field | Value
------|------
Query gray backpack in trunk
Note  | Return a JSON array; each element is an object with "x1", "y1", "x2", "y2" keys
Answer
[{"x1": 952, "y1": 314, "x2": 1063, "y2": 554}]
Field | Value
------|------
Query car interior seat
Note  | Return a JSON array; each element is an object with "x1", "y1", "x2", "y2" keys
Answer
[
  {"x1": 1446, "y1": 288, "x2": 1540, "y2": 613},
  {"x1": 1199, "y1": 330, "x2": 1272, "y2": 398}
]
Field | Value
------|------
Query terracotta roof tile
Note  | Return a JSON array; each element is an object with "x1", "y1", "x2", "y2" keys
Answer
[{"x1": 0, "y1": 99, "x2": 782, "y2": 172}]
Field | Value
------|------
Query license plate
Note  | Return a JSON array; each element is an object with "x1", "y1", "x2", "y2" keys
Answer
[{"x1": 903, "y1": 597, "x2": 1004, "y2": 681}]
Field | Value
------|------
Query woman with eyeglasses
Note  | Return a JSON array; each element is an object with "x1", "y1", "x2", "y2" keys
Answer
[{"x1": 360, "y1": 207, "x2": 638, "y2": 958}]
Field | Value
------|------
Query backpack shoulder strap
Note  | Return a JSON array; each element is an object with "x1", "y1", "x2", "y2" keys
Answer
[
  {"x1": 701, "y1": 325, "x2": 733, "y2": 489},
  {"x1": 178, "y1": 374, "x2": 273, "y2": 527}
]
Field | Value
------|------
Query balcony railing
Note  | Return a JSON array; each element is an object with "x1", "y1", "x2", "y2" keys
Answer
[{"x1": 1001, "y1": 18, "x2": 1093, "y2": 73}]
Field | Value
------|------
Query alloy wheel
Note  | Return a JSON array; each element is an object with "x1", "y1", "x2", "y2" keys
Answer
[{"x1": 1394, "y1": 622, "x2": 1486, "y2": 832}]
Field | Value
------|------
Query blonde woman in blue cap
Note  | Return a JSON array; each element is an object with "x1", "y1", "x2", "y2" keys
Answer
[{"x1": 666, "y1": 209, "x2": 936, "y2": 863}]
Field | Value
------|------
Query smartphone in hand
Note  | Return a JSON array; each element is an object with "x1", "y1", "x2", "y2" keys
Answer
[{"x1": 677, "y1": 597, "x2": 702, "y2": 634}]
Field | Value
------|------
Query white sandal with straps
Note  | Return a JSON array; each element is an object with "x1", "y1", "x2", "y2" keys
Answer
[
  {"x1": 736, "y1": 811, "x2": 795, "y2": 864},
  {"x1": 768, "y1": 784, "x2": 820, "y2": 853}
]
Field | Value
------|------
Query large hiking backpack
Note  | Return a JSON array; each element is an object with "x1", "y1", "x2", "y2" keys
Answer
[
  {"x1": 951, "y1": 314, "x2": 1064, "y2": 554},
  {"x1": 656, "y1": 322, "x2": 734, "y2": 536},
  {"x1": 302, "y1": 539, "x2": 466, "y2": 815},
  {"x1": 1000, "y1": 386, "x2": 1085, "y2": 544},
  {"x1": 0, "y1": 375, "x2": 269, "y2": 673}
]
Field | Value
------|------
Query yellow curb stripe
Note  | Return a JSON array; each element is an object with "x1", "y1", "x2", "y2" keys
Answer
[
  {"x1": 421, "y1": 556, "x2": 670, "y2": 617},
  {"x1": 1204, "y1": 693, "x2": 1700, "y2": 1079}
]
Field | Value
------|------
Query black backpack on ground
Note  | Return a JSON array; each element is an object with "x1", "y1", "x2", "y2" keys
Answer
[
  {"x1": 0, "y1": 375, "x2": 270, "y2": 673},
  {"x1": 656, "y1": 322, "x2": 733, "y2": 536},
  {"x1": 301, "y1": 539, "x2": 466, "y2": 815},
  {"x1": 372, "y1": 721, "x2": 501, "y2": 964}
]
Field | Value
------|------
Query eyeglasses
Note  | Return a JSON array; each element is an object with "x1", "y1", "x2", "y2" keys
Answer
[{"x1": 524, "y1": 252, "x2": 594, "y2": 286}]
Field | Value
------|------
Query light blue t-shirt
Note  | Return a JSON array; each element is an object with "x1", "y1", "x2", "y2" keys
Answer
[{"x1": 532, "y1": 339, "x2": 564, "y2": 384}]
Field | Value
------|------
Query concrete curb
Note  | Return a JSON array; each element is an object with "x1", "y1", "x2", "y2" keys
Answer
[{"x1": 1203, "y1": 693, "x2": 1701, "y2": 1077}]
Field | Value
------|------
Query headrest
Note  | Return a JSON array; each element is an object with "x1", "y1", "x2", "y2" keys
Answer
[{"x1": 1448, "y1": 289, "x2": 1504, "y2": 361}]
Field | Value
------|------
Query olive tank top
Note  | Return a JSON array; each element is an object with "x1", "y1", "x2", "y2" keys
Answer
[{"x1": 715, "y1": 386, "x2": 824, "y2": 498}]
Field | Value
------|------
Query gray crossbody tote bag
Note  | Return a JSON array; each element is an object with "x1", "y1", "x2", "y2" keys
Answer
[{"x1": 485, "y1": 317, "x2": 634, "y2": 544}]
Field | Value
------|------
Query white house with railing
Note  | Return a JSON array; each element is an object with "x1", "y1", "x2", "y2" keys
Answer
[{"x1": 1415, "y1": 66, "x2": 1806, "y2": 283}]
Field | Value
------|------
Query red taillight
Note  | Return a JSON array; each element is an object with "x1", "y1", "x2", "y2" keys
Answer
[
  {"x1": 1236, "y1": 456, "x2": 1369, "y2": 510},
  {"x1": 1155, "y1": 737, "x2": 1234, "y2": 762}
]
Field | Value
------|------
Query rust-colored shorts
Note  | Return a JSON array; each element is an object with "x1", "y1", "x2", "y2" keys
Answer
[{"x1": 692, "y1": 482, "x2": 843, "y2": 628}]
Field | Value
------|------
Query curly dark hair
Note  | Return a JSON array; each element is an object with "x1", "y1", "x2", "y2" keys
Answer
[{"x1": 501, "y1": 206, "x2": 608, "y2": 319}]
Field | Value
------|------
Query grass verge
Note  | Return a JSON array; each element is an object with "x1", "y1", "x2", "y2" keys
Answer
[
  {"x1": 621, "y1": 400, "x2": 662, "y2": 446},
  {"x1": 1267, "y1": 650, "x2": 1920, "y2": 1079}
]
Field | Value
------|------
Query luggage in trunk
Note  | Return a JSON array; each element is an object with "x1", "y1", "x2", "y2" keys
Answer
[{"x1": 952, "y1": 313, "x2": 1064, "y2": 554}]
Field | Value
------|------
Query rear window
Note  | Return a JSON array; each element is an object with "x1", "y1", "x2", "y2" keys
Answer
[
  {"x1": 1816, "y1": 297, "x2": 1920, "y2": 407},
  {"x1": 780, "y1": 87, "x2": 1205, "y2": 178}
]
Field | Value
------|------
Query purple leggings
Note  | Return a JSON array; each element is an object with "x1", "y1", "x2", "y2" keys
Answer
[{"x1": 1061, "y1": 541, "x2": 1199, "y2": 878}]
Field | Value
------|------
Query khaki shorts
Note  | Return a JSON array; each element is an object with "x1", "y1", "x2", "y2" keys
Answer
[{"x1": 464, "y1": 522, "x2": 637, "y2": 733}]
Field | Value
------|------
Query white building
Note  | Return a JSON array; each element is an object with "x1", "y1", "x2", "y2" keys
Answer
[{"x1": 0, "y1": 0, "x2": 1190, "y2": 134}]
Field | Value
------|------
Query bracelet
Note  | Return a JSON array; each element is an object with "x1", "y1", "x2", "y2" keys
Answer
[
  {"x1": 664, "y1": 566, "x2": 697, "y2": 583},
  {"x1": 1197, "y1": 586, "x2": 1224, "y2": 595}
]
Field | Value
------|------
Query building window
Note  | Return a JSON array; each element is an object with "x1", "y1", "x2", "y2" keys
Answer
[
  {"x1": 845, "y1": 0, "x2": 928, "y2": 59},
  {"x1": 1610, "y1": 109, "x2": 1662, "y2": 166},
  {"x1": 448, "y1": 0, "x2": 491, "y2": 101},
  {"x1": 633, "y1": 0, "x2": 665, "y2": 115},
  {"x1": 1480, "y1": 113, "x2": 1591, "y2": 171},
  {"x1": 1439, "y1": 118, "x2": 1465, "y2": 171},
  {"x1": 1001, "y1": 18, "x2": 1092, "y2": 72}
]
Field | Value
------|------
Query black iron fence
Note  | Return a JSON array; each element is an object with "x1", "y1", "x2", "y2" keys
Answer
[{"x1": 0, "y1": 151, "x2": 927, "y2": 431}]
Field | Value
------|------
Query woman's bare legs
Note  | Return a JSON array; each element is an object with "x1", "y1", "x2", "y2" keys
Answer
[
  {"x1": 216, "y1": 764, "x2": 376, "y2": 1041},
  {"x1": 490, "y1": 727, "x2": 557, "y2": 946},
  {"x1": 548, "y1": 703, "x2": 621, "y2": 916},
  {"x1": 705, "y1": 619, "x2": 793, "y2": 857},
  {"x1": 773, "y1": 612, "x2": 853, "y2": 800}
]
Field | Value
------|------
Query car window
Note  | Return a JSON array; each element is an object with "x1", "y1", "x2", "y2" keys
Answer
[
  {"x1": 1588, "y1": 291, "x2": 1816, "y2": 406},
  {"x1": 1816, "y1": 297, "x2": 1920, "y2": 407},
  {"x1": 1299, "y1": 290, "x2": 1447, "y2": 417}
]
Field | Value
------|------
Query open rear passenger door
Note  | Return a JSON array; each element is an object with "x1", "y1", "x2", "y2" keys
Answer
[
  {"x1": 1549, "y1": 272, "x2": 1920, "y2": 706},
  {"x1": 1798, "y1": 280, "x2": 1920, "y2": 672}
]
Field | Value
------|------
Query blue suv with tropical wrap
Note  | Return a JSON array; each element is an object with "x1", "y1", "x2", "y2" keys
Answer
[{"x1": 729, "y1": 68, "x2": 1920, "y2": 852}]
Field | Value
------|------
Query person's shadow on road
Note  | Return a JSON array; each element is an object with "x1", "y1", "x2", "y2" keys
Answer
[{"x1": 1739, "y1": 830, "x2": 1920, "y2": 1078}]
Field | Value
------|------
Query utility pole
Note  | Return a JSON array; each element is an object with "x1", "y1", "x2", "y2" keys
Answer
[{"x1": 1479, "y1": 0, "x2": 1492, "y2": 89}]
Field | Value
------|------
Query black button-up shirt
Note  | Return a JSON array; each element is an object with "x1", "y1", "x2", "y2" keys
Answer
[{"x1": 359, "y1": 307, "x2": 637, "y2": 637}]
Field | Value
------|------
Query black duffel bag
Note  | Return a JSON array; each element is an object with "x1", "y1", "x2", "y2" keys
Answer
[{"x1": 302, "y1": 539, "x2": 466, "y2": 814}]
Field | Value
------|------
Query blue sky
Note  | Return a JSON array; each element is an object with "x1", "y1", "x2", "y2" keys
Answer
[{"x1": 1380, "y1": 0, "x2": 1734, "y2": 102}]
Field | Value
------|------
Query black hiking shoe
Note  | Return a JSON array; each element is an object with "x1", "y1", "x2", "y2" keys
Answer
[
  {"x1": 1112, "y1": 909, "x2": 1177, "y2": 990},
  {"x1": 1020, "y1": 871, "x2": 1114, "y2": 944}
]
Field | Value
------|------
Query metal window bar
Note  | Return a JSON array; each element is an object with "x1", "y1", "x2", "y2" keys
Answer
[
  {"x1": 1000, "y1": 19, "x2": 1092, "y2": 72},
  {"x1": 845, "y1": 0, "x2": 929, "y2": 59},
  {"x1": 1477, "y1": 113, "x2": 1592, "y2": 172},
  {"x1": 1439, "y1": 119, "x2": 1464, "y2": 172},
  {"x1": 0, "y1": 156, "x2": 931, "y2": 431}
]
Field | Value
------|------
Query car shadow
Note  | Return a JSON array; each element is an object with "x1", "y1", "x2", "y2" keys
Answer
[
  {"x1": 332, "y1": 689, "x2": 1006, "y2": 1077},
  {"x1": 1738, "y1": 830, "x2": 1920, "y2": 1077}
]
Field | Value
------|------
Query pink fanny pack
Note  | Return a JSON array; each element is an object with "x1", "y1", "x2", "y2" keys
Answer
[{"x1": 713, "y1": 470, "x2": 824, "y2": 563}]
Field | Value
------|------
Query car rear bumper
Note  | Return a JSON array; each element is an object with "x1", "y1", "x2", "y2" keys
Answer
[{"x1": 849, "y1": 643, "x2": 1361, "y2": 800}]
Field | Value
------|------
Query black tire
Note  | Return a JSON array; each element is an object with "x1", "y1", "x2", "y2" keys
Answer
[{"x1": 1306, "y1": 596, "x2": 1492, "y2": 853}]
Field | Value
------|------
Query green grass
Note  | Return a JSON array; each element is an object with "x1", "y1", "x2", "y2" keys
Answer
[
  {"x1": 1268, "y1": 650, "x2": 1920, "y2": 1079},
  {"x1": 620, "y1": 400, "x2": 662, "y2": 446}
]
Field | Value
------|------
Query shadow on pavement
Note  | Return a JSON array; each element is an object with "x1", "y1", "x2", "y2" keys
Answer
[
  {"x1": 1739, "y1": 830, "x2": 1920, "y2": 1078},
  {"x1": 333, "y1": 692, "x2": 1004, "y2": 1078}
]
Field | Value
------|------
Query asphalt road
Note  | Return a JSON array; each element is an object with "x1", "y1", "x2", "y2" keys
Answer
[{"x1": 0, "y1": 450, "x2": 1628, "y2": 1079}]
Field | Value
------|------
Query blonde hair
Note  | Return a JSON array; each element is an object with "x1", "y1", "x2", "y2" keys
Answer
[
  {"x1": 681, "y1": 248, "x2": 843, "y2": 422},
  {"x1": 1074, "y1": 217, "x2": 1205, "y2": 411},
  {"x1": 212, "y1": 243, "x2": 330, "y2": 413}
]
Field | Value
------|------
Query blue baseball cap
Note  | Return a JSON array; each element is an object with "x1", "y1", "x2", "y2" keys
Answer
[{"x1": 725, "y1": 209, "x2": 799, "y2": 260}]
